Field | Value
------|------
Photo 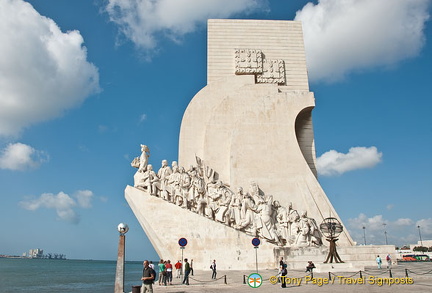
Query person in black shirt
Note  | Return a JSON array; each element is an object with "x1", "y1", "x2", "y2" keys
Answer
[
  {"x1": 210, "y1": 260, "x2": 217, "y2": 279},
  {"x1": 305, "y1": 261, "x2": 315, "y2": 272},
  {"x1": 182, "y1": 258, "x2": 190, "y2": 285},
  {"x1": 281, "y1": 264, "x2": 287, "y2": 288},
  {"x1": 141, "y1": 260, "x2": 155, "y2": 293}
]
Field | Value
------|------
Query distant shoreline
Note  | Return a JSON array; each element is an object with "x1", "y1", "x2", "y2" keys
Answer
[
  {"x1": 0, "y1": 255, "x2": 28, "y2": 259},
  {"x1": 0, "y1": 255, "x2": 66, "y2": 260}
]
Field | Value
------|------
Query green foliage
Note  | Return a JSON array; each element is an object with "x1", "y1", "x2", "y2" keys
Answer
[{"x1": 412, "y1": 246, "x2": 428, "y2": 252}]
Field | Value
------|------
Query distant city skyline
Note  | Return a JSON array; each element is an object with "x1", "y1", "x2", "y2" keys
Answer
[{"x1": 0, "y1": 0, "x2": 431, "y2": 260}]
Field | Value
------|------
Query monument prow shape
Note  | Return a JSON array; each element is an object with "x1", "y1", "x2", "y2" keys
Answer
[{"x1": 126, "y1": 19, "x2": 390, "y2": 271}]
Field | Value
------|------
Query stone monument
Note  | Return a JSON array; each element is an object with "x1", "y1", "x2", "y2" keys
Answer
[{"x1": 125, "y1": 19, "x2": 391, "y2": 271}]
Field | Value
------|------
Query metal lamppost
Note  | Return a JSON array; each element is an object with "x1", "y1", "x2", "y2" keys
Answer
[
  {"x1": 362, "y1": 226, "x2": 366, "y2": 245},
  {"x1": 417, "y1": 225, "x2": 423, "y2": 247},
  {"x1": 115, "y1": 223, "x2": 129, "y2": 293},
  {"x1": 383, "y1": 223, "x2": 388, "y2": 245},
  {"x1": 252, "y1": 238, "x2": 261, "y2": 273},
  {"x1": 178, "y1": 238, "x2": 187, "y2": 276}
]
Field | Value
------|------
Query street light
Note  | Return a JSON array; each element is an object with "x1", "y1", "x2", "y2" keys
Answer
[
  {"x1": 115, "y1": 223, "x2": 129, "y2": 293},
  {"x1": 362, "y1": 226, "x2": 366, "y2": 245},
  {"x1": 417, "y1": 225, "x2": 423, "y2": 247},
  {"x1": 383, "y1": 223, "x2": 388, "y2": 245}
]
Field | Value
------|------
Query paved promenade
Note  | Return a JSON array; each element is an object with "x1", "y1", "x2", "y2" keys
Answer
[{"x1": 136, "y1": 262, "x2": 432, "y2": 293}]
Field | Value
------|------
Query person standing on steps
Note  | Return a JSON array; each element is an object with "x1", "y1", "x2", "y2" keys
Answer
[{"x1": 376, "y1": 255, "x2": 382, "y2": 269}]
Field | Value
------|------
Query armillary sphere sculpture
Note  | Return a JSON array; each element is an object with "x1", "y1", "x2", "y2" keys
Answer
[{"x1": 320, "y1": 217, "x2": 344, "y2": 263}]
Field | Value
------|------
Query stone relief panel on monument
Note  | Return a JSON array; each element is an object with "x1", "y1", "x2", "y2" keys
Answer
[
  {"x1": 234, "y1": 48, "x2": 285, "y2": 85},
  {"x1": 256, "y1": 59, "x2": 286, "y2": 84},
  {"x1": 234, "y1": 49, "x2": 263, "y2": 74},
  {"x1": 131, "y1": 145, "x2": 322, "y2": 248}
]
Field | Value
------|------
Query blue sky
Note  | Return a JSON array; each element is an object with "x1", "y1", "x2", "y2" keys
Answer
[{"x1": 0, "y1": 0, "x2": 431, "y2": 261}]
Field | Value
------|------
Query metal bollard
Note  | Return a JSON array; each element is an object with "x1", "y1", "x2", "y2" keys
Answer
[
  {"x1": 405, "y1": 269, "x2": 409, "y2": 278},
  {"x1": 224, "y1": 275, "x2": 227, "y2": 284},
  {"x1": 243, "y1": 274, "x2": 246, "y2": 284},
  {"x1": 389, "y1": 269, "x2": 393, "y2": 278},
  {"x1": 328, "y1": 272, "x2": 332, "y2": 281},
  {"x1": 359, "y1": 271, "x2": 362, "y2": 278}
]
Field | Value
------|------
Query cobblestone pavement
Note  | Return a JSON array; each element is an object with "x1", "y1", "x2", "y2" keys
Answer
[{"x1": 130, "y1": 262, "x2": 432, "y2": 293}]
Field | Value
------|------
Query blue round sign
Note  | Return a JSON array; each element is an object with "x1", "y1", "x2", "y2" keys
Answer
[
  {"x1": 252, "y1": 237, "x2": 260, "y2": 247},
  {"x1": 178, "y1": 237, "x2": 188, "y2": 247}
]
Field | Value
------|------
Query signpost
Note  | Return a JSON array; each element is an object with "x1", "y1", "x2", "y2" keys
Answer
[
  {"x1": 252, "y1": 237, "x2": 260, "y2": 273},
  {"x1": 178, "y1": 238, "x2": 187, "y2": 275}
]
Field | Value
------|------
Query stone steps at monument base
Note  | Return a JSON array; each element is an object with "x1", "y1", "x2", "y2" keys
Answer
[{"x1": 278, "y1": 245, "x2": 395, "y2": 272}]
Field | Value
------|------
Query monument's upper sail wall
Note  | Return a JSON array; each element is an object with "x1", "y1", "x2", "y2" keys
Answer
[
  {"x1": 178, "y1": 19, "x2": 354, "y2": 247},
  {"x1": 207, "y1": 19, "x2": 309, "y2": 90}
]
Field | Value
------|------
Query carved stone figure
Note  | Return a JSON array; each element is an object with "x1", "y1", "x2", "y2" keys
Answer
[
  {"x1": 255, "y1": 195, "x2": 282, "y2": 245},
  {"x1": 189, "y1": 169, "x2": 205, "y2": 210},
  {"x1": 215, "y1": 183, "x2": 233, "y2": 225},
  {"x1": 178, "y1": 167, "x2": 191, "y2": 208},
  {"x1": 274, "y1": 201, "x2": 289, "y2": 241},
  {"x1": 131, "y1": 146, "x2": 323, "y2": 248},
  {"x1": 294, "y1": 211, "x2": 322, "y2": 247},
  {"x1": 167, "y1": 165, "x2": 181, "y2": 203},
  {"x1": 136, "y1": 164, "x2": 157, "y2": 193},
  {"x1": 287, "y1": 202, "x2": 300, "y2": 237},
  {"x1": 248, "y1": 181, "x2": 263, "y2": 204},
  {"x1": 138, "y1": 144, "x2": 150, "y2": 172},
  {"x1": 237, "y1": 193, "x2": 257, "y2": 236},
  {"x1": 152, "y1": 160, "x2": 172, "y2": 199},
  {"x1": 228, "y1": 187, "x2": 243, "y2": 227}
]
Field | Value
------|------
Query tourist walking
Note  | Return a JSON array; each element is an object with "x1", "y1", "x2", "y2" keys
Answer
[
  {"x1": 149, "y1": 261, "x2": 155, "y2": 270},
  {"x1": 277, "y1": 257, "x2": 285, "y2": 281},
  {"x1": 190, "y1": 259, "x2": 194, "y2": 276},
  {"x1": 386, "y1": 254, "x2": 392, "y2": 268},
  {"x1": 376, "y1": 255, "x2": 382, "y2": 269},
  {"x1": 210, "y1": 259, "x2": 217, "y2": 279},
  {"x1": 141, "y1": 260, "x2": 155, "y2": 293},
  {"x1": 182, "y1": 258, "x2": 190, "y2": 285},
  {"x1": 175, "y1": 260, "x2": 182, "y2": 278},
  {"x1": 165, "y1": 260, "x2": 173, "y2": 285},
  {"x1": 158, "y1": 259, "x2": 166, "y2": 285},
  {"x1": 281, "y1": 263, "x2": 287, "y2": 288}
]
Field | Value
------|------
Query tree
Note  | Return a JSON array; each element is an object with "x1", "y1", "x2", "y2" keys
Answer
[{"x1": 412, "y1": 246, "x2": 428, "y2": 253}]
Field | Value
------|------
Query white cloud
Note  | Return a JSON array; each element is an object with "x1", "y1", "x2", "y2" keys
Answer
[
  {"x1": 317, "y1": 146, "x2": 382, "y2": 176},
  {"x1": 348, "y1": 213, "x2": 385, "y2": 231},
  {"x1": 19, "y1": 190, "x2": 95, "y2": 224},
  {"x1": 139, "y1": 113, "x2": 147, "y2": 123},
  {"x1": 0, "y1": 142, "x2": 48, "y2": 171},
  {"x1": 395, "y1": 218, "x2": 414, "y2": 226},
  {"x1": 0, "y1": 0, "x2": 100, "y2": 137},
  {"x1": 74, "y1": 190, "x2": 94, "y2": 209},
  {"x1": 105, "y1": 0, "x2": 265, "y2": 53},
  {"x1": 19, "y1": 191, "x2": 79, "y2": 224},
  {"x1": 416, "y1": 218, "x2": 432, "y2": 235},
  {"x1": 295, "y1": 0, "x2": 430, "y2": 82},
  {"x1": 347, "y1": 214, "x2": 432, "y2": 247}
]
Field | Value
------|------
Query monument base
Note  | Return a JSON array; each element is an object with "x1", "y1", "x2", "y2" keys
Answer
[
  {"x1": 126, "y1": 185, "x2": 394, "y2": 271},
  {"x1": 125, "y1": 185, "x2": 275, "y2": 270}
]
